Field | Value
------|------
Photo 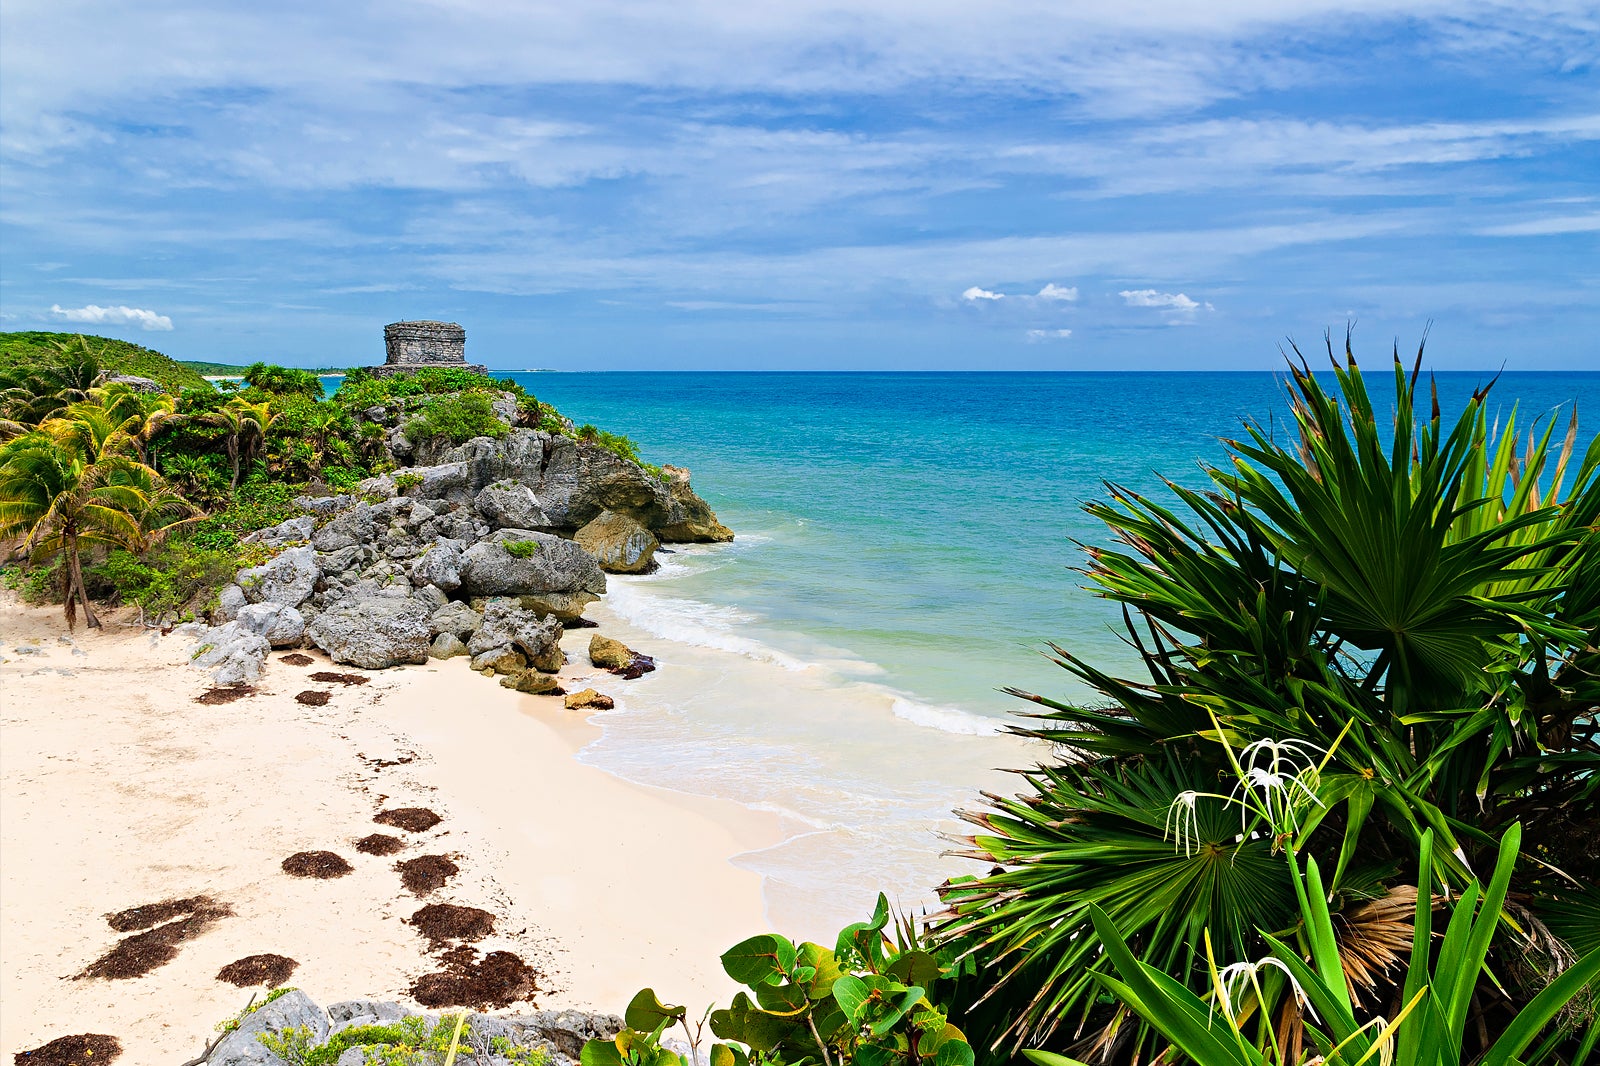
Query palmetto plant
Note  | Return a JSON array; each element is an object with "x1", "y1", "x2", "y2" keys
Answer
[
  {"x1": 0, "y1": 404, "x2": 197, "y2": 629},
  {"x1": 935, "y1": 339, "x2": 1598, "y2": 1062}
]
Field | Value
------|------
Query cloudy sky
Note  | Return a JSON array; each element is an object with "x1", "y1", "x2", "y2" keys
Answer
[{"x1": 1, "y1": 1, "x2": 1596, "y2": 370}]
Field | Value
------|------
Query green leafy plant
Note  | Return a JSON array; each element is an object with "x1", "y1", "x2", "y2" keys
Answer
[
  {"x1": 393, "y1": 472, "x2": 424, "y2": 492},
  {"x1": 587, "y1": 897, "x2": 976, "y2": 1066},
  {"x1": 403, "y1": 393, "x2": 508, "y2": 445},
  {"x1": 504, "y1": 538, "x2": 540, "y2": 558}
]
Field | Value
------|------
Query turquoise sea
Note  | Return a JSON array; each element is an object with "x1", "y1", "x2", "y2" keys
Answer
[{"x1": 509, "y1": 370, "x2": 1599, "y2": 933}]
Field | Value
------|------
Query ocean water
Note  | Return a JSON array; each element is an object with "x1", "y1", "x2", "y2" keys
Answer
[{"x1": 509, "y1": 371, "x2": 1600, "y2": 937}]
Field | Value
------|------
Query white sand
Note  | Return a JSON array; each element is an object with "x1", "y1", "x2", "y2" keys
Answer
[{"x1": 0, "y1": 598, "x2": 777, "y2": 1062}]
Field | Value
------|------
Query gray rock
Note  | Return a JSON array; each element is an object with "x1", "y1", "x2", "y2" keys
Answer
[
  {"x1": 467, "y1": 597, "x2": 564, "y2": 671},
  {"x1": 235, "y1": 602, "x2": 306, "y2": 648},
  {"x1": 204, "y1": 990, "x2": 329, "y2": 1065},
  {"x1": 574, "y1": 510, "x2": 659, "y2": 573},
  {"x1": 242, "y1": 514, "x2": 315, "y2": 549},
  {"x1": 237, "y1": 546, "x2": 319, "y2": 609},
  {"x1": 501, "y1": 670, "x2": 563, "y2": 694},
  {"x1": 190, "y1": 621, "x2": 271, "y2": 685},
  {"x1": 217, "y1": 583, "x2": 248, "y2": 622},
  {"x1": 470, "y1": 645, "x2": 526, "y2": 675},
  {"x1": 475, "y1": 482, "x2": 554, "y2": 531},
  {"x1": 327, "y1": 998, "x2": 409, "y2": 1036},
  {"x1": 412, "y1": 583, "x2": 449, "y2": 611},
  {"x1": 458, "y1": 530, "x2": 605, "y2": 621},
  {"x1": 411, "y1": 538, "x2": 465, "y2": 591},
  {"x1": 316, "y1": 545, "x2": 363, "y2": 577},
  {"x1": 294, "y1": 493, "x2": 358, "y2": 515},
  {"x1": 102, "y1": 373, "x2": 164, "y2": 393},
  {"x1": 308, "y1": 595, "x2": 433, "y2": 669},
  {"x1": 312, "y1": 503, "x2": 374, "y2": 552},
  {"x1": 430, "y1": 632, "x2": 469, "y2": 658},
  {"x1": 657, "y1": 465, "x2": 735, "y2": 543},
  {"x1": 12, "y1": 644, "x2": 43, "y2": 656},
  {"x1": 429, "y1": 601, "x2": 483, "y2": 640}
]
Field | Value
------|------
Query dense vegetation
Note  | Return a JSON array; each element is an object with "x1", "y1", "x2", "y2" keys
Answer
[
  {"x1": 0, "y1": 331, "x2": 209, "y2": 392},
  {"x1": 586, "y1": 342, "x2": 1596, "y2": 1066},
  {"x1": 0, "y1": 335, "x2": 645, "y2": 627}
]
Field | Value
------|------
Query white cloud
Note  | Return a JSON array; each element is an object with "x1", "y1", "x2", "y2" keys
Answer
[
  {"x1": 1036, "y1": 283, "x2": 1078, "y2": 301},
  {"x1": 1120, "y1": 289, "x2": 1207, "y2": 312},
  {"x1": 1025, "y1": 328, "x2": 1072, "y2": 341},
  {"x1": 50, "y1": 303, "x2": 173, "y2": 330},
  {"x1": 962, "y1": 286, "x2": 1005, "y2": 301}
]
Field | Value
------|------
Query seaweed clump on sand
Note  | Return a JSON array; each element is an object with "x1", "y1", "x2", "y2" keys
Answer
[
  {"x1": 281, "y1": 851, "x2": 354, "y2": 878},
  {"x1": 13, "y1": 1033, "x2": 123, "y2": 1064},
  {"x1": 77, "y1": 897, "x2": 233, "y2": 980},
  {"x1": 356, "y1": 833, "x2": 406, "y2": 856},
  {"x1": 410, "y1": 946, "x2": 538, "y2": 1009},
  {"x1": 374, "y1": 807, "x2": 441, "y2": 833},
  {"x1": 397, "y1": 855, "x2": 459, "y2": 896},
  {"x1": 409, "y1": 903, "x2": 494, "y2": 946},
  {"x1": 216, "y1": 954, "x2": 298, "y2": 988}
]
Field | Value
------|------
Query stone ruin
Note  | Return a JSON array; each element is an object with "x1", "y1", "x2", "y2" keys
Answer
[{"x1": 366, "y1": 320, "x2": 487, "y2": 378}]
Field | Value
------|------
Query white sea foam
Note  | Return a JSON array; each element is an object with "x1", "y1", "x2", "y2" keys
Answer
[
  {"x1": 603, "y1": 582, "x2": 814, "y2": 671},
  {"x1": 890, "y1": 697, "x2": 1005, "y2": 736}
]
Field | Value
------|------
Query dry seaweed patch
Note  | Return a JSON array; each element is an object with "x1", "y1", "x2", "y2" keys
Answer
[
  {"x1": 294, "y1": 690, "x2": 330, "y2": 706},
  {"x1": 355, "y1": 833, "x2": 406, "y2": 856},
  {"x1": 215, "y1": 954, "x2": 298, "y2": 988},
  {"x1": 280, "y1": 851, "x2": 354, "y2": 879},
  {"x1": 13, "y1": 1033, "x2": 123, "y2": 1064},
  {"x1": 76, "y1": 898, "x2": 233, "y2": 980},
  {"x1": 397, "y1": 855, "x2": 459, "y2": 896},
  {"x1": 374, "y1": 807, "x2": 441, "y2": 833},
  {"x1": 311, "y1": 671, "x2": 369, "y2": 685},
  {"x1": 105, "y1": 895, "x2": 211, "y2": 933},
  {"x1": 410, "y1": 946, "x2": 538, "y2": 1009},
  {"x1": 278, "y1": 652, "x2": 315, "y2": 666},
  {"x1": 409, "y1": 903, "x2": 494, "y2": 946},
  {"x1": 194, "y1": 685, "x2": 255, "y2": 705}
]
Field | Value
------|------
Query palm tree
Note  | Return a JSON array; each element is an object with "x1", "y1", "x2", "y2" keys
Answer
[
  {"x1": 0, "y1": 336, "x2": 106, "y2": 426},
  {"x1": 0, "y1": 405, "x2": 196, "y2": 630},
  {"x1": 204, "y1": 398, "x2": 277, "y2": 487},
  {"x1": 935, "y1": 341, "x2": 1599, "y2": 1063}
]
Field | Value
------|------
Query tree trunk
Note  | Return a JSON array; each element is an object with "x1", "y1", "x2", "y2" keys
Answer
[
  {"x1": 64, "y1": 535, "x2": 100, "y2": 630},
  {"x1": 227, "y1": 437, "x2": 240, "y2": 488}
]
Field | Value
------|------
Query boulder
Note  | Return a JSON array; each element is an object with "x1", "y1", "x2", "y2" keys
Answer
[
  {"x1": 410, "y1": 538, "x2": 465, "y2": 591},
  {"x1": 216, "y1": 583, "x2": 247, "y2": 622},
  {"x1": 564, "y1": 688, "x2": 615, "y2": 710},
  {"x1": 574, "y1": 510, "x2": 659, "y2": 574},
  {"x1": 457, "y1": 530, "x2": 606, "y2": 621},
  {"x1": 308, "y1": 596, "x2": 432, "y2": 669},
  {"x1": 501, "y1": 671, "x2": 563, "y2": 694},
  {"x1": 103, "y1": 373, "x2": 164, "y2": 393},
  {"x1": 467, "y1": 598, "x2": 564, "y2": 671},
  {"x1": 429, "y1": 601, "x2": 482, "y2": 640},
  {"x1": 589, "y1": 634, "x2": 657, "y2": 678},
  {"x1": 204, "y1": 988, "x2": 329, "y2": 1065},
  {"x1": 657, "y1": 466, "x2": 734, "y2": 543},
  {"x1": 442, "y1": 431, "x2": 673, "y2": 529},
  {"x1": 235, "y1": 602, "x2": 306, "y2": 648},
  {"x1": 242, "y1": 514, "x2": 316, "y2": 549},
  {"x1": 430, "y1": 632, "x2": 469, "y2": 659},
  {"x1": 326, "y1": 999, "x2": 409, "y2": 1037},
  {"x1": 315, "y1": 545, "x2": 363, "y2": 579},
  {"x1": 475, "y1": 482, "x2": 554, "y2": 530},
  {"x1": 237, "y1": 546, "x2": 319, "y2": 609},
  {"x1": 311, "y1": 504, "x2": 374, "y2": 552},
  {"x1": 190, "y1": 621, "x2": 271, "y2": 686},
  {"x1": 470, "y1": 645, "x2": 526, "y2": 675}
]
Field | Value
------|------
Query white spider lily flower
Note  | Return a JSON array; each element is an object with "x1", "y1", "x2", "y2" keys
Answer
[
  {"x1": 1163, "y1": 790, "x2": 1203, "y2": 857},
  {"x1": 1215, "y1": 956, "x2": 1318, "y2": 1027},
  {"x1": 1230, "y1": 738, "x2": 1326, "y2": 841}
]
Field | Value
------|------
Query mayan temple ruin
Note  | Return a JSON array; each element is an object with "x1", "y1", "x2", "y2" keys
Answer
[{"x1": 367, "y1": 320, "x2": 487, "y2": 377}]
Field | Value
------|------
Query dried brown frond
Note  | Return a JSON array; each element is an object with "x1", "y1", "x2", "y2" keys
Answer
[{"x1": 1334, "y1": 885, "x2": 1423, "y2": 1005}]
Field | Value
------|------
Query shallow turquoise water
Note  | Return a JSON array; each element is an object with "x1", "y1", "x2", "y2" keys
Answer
[{"x1": 519, "y1": 370, "x2": 1600, "y2": 721}]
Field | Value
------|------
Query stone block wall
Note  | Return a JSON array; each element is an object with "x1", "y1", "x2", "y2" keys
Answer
[{"x1": 384, "y1": 321, "x2": 466, "y2": 366}]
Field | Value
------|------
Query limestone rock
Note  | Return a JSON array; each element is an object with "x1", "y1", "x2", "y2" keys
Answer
[
  {"x1": 308, "y1": 596, "x2": 432, "y2": 669},
  {"x1": 564, "y1": 688, "x2": 615, "y2": 710},
  {"x1": 103, "y1": 373, "x2": 165, "y2": 393},
  {"x1": 574, "y1": 510, "x2": 659, "y2": 574},
  {"x1": 457, "y1": 530, "x2": 605, "y2": 621},
  {"x1": 312, "y1": 504, "x2": 374, "y2": 552},
  {"x1": 429, "y1": 601, "x2": 482, "y2": 640},
  {"x1": 467, "y1": 598, "x2": 563, "y2": 671},
  {"x1": 501, "y1": 671, "x2": 563, "y2": 694},
  {"x1": 190, "y1": 621, "x2": 271, "y2": 686},
  {"x1": 410, "y1": 538, "x2": 465, "y2": 591},
  {"x1": 235, "y1": 601, "x2": 306, "y2": 648},
  {"x1": 430, "y1": 632, "x2": 469, "y2": 659},
  {"x1": 476, "y1": 482, "x2": 554, "y2": 531},
  {"x1": 326, "y1": 999, "x2": 409, "y2": 1037},
  {"x1": 470, "y1": 645, "x2": 526, "y2": 675},
  {"x1": 237, "y1": 546, "x2": 319, "y2": 608},
  {"x1": 205, "y1": 989, "x2": 329, "y2": 1065},
  {"x1": 216, "y1": 583, "x2": 247, "y2": 622},
  {"x1": 589, "y1": 634, "x2": 637, "y2": 671},
  {"x1": 242, "y1": 514, "x2": 315, "y2": 549},
  {"x1": 657, "y1": 466, "x2": 734, "y2": 543}
]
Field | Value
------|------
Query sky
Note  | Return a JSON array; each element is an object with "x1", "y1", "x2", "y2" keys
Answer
[{"x1": 1, "y1": 1, "x2": 1597, "y2": 371}]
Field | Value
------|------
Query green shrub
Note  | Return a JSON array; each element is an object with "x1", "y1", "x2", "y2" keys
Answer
[
  {"x1": 256, "y1": 1014, "x2": 543, "y2": 1066},
  {"x1": 402, "y1": 393, "x2": 508, "y2": 445},
  {"x1": 242, "y1": 362, "x2": 323, "y2": 397},
  {"x1": 2, "y1": 559, "x2": 62, "y2": 604},
  {"x1": 90, "y1": 542, "x2": 249, "y2": 619},
  {"x1": 393, "y1": 472, "x2": 424, "y2": 492}
]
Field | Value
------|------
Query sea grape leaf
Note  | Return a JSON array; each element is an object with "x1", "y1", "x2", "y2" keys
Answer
[
  {"x1": 581, "y1": 1040, "x2": 625, "y2": 1066},
  {"x1": 855, "y1": 1046, "x2": 895, "y2": 1066},
  {"x1": 708, "y1": 1044, "x2": 746, "y2": 1066},
  {"x1": 626, "y1": 988, "x2": 687, "y2": 1033},
  {"x1": 885, "y1": 950, "x2": 941, "y2": 988},
  {"x1": 797, "y1": 942, "x2": 845, "y2": 999},
  {"x1": 756, "y1": 980, "x2": 809, "y2": 1013},
  {"x1": 835, "y1": 895, "x2": 892, "y2": 966},
  {"x1": 934, "y1": 1040, "x2": 977, "y2": 1066},
  {"x1": 831, "y1": 974, "x2": 870, "y2": 1026},
  {"x1": 866, "y1": 985, "x2": 924, "y2": 1037},
  {"x1": 722, "y1": 934, "x2": 798, "y2": 987},
  {"x1": 710, "y1": 1004, "x2": 804, "y2": 1052}
]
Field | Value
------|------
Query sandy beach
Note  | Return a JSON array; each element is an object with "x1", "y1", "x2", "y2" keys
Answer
[{"x1": 0, "y1": 596, "x2": 778, "y2": 1062}]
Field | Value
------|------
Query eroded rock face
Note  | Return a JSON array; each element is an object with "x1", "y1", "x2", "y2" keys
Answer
[
  {"x1": 429, "y1": 601, "x2": 482, "y2": 640},
  {"x1": 308, "y1": 596, "x2": 433, "y2": 669},
  {"x1": 457, "y1": 530, "x2": 605, "y2": 621},
  {"x1": 191, "y1": 621, "x2": 271, "y2": 686},
  {"x1": 574, "y1": 510, "x2": 659, "y2": 574},
  {"x1": 657, "y1": 465, "x2": 734, "y2": 543},
  {"x1": 500, "y1": 671, "x2": 563, "y2": 694},
  {"x1": 238, "y1": 546, "x2": 319, "y2": 608},
  {"x1": 467, "y1": 598, "x2": 564, "y2": 671},
  {"x1": 475, "y1": 483, "x2": 554, "y2": 531},
  {"x1": 411, "y1": 538, "x2": 465, "y2": 591},
  {"x1": 205, "y1": 989, "x2": 330, "y2": 1065},
  {"x1": 235, "y1": 601, "x2": 306, "y2": 649},
  {"x1": 429, "y1": 632, "x2": 469, "y2": 659}
]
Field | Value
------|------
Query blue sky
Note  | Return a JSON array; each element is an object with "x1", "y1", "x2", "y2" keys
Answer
[{"x1": 1, "y1": 1, "x2": 1596, "y2": 370}]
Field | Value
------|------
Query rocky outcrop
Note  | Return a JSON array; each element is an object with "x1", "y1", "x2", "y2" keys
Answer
[
  {"x1": 574, "y1": 510, "x2": 659, "y2": 574},
  {"x1": 429, "y1": 632, "x2": 469, "y2": 658},
  {"x1": 235, "y1": 601, "x2": 306, "y2": 648},
  {"x1": 308, "y1": 594, "x2": 433, "y2": 669},
  {"x1": 564, "y1": 688, "x2": 615, "y2": 710},
  {"x1": 458, "y1": 530, "x2": 605, "y2": 621},
  {"x1": 190, "y1": 621, "x2": 271, "y2": 686},
  {"x1": 589, "y1": 634, "x2": 656, "y2": 678},
  {"x1": 205, "y1": 989, "x2": 329, "y2": 1065},
  {"x1": 467, "y1": 598, "x2": 564, "y2": 672},
  {"x1": 657, "y1": 465, "x2": 734, "y2": 542},
  {"x1": 238, "y1": 546, "x2": 318, "y2": 609}
]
